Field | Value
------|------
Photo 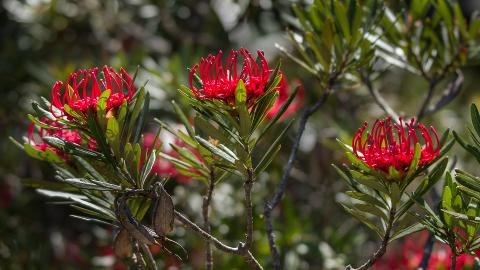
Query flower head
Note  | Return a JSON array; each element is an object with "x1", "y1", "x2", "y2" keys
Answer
[
  {"x1": 189, "y1": 48, "x2": 271, "y2": 106},
  {"x1": 352, "y1": 117, "x2": 440, "y2": 176},
  {"x1": 266, "y1": 74, "x2": 304, "y2": 119},
  {"x1": 51, "y1": 66, "x2": 135, "y2": 119}
]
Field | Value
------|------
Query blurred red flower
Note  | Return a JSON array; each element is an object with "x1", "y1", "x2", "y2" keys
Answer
[
  {"x1": 266, "y1": 74, "x2": 304, "y2": 120},
  {"x1": 28, "y1": 119, "x2": 96, "y2": 157},
  {"x1": 374, "y1": 232, "x2": 476, "y2": 270},
  {"x1": 143, "y1": 132, "x2": 199, "y2": 184}
]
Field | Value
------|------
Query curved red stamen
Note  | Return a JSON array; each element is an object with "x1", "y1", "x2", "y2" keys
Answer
[
  {"x1": 188, "y1": 48, "x2": 272, "y2": 106},
  {"x1": 48, "y1": 66, "x2": 135, "y2": 120},
  {"x1": 351, "y1": 117, "x2": 441, "y2": 178}
]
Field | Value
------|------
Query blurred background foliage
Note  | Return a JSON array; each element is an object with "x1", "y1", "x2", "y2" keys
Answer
[{"x1": 2, "y1": 0, "x2": 480, "y2": 269}]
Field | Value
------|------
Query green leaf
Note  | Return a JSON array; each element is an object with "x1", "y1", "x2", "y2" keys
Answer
[
  {"x1": 96, "y1": 89, "x2": 111, "y2": 128},
  {"x1": 350, "y1": 170, "x2": 388, "y2": 194},
  {"x1": 405, "y1": 143, "x2": 421, "y2": 181},
  {"x1": 388, "y1": 166, "x2": 401, "y2": 181},
  {"x1": 354, "y1": 203, "x2": 388, "y2": 221},
  {"x1": 442, "y1": 185, "x2": 453, "y2": 226},
  {"x1": 27, "y1": 114, "x2": 61, "y2": 130},
  {"x1": 258, "y1": 86, "x2": 299, "y2": 142},
  {"x1": 37, "y1": 189, "x2": 88, "y2": 201},
  {"x1": 172, "y1": 100, "x2": 194, "y2": 138},
  {"x1": 31, "y1": 101, "x2": 57, "y2": 120},
  {"x1": 62, "y1": 178, "x2": 107, "y2": 190},
  {"x1": 133, "y1": 92, "x2": 149, "y2": 144},
  {"x1": 471, "y1": 104, "x2": 480, "y2": 137},
  {"x1": 43, "y1": 136, "x2": 104, "y2": 160},
  {"x1": 340, "y1": 203, "x2": 384, "y2": 237},
  {"x1": 235, "y1": 80, "x2": 251, "y2": 137},
  {"x1": 442, "y1": 209, "x2": 480, "y2": 223},
  {"x1": 345, "y1": 191, "x2": 387, "y2": 210},
  {"x1": 24, "y1": 144, "x2": 64, "y2": 163},
  {"x1": 70, "y1": 215, "x2": 114, "y2": 226},
  {"x1": 389, "y1": 223, "x2": 424, "y2": 242},
  {"x1": 195, "y1": 136, "x2": 238, "y2": 165},
  {"x1": 127, "y1": 87, "x2": 145, "y2": 142},
  {"x1": 456, "y1": 169, "x2": 480, "y2": 193},
  {"x1": 457, "y1": 185, "x2": 480, "y2": 201},
  {"x1": 333, "y1": 1, "x2": 351, "y2": 39},
  {"x1": 106, "y1": 117, "x2": 120, "y2": 153},
  {"x1": 255, "y1": 119, "x2": 293, "y2": 173},
  {"x1": 140, "y1": 150, "x2": 156, "y2": 188}
]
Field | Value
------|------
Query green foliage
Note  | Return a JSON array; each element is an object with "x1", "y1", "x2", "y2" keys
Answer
[
  {"x1": 283, "y1": 0, "x2": 380, "y2": 85},
  {"x1": 375, "y1": 0, "x2": 480, "y2": 80}
]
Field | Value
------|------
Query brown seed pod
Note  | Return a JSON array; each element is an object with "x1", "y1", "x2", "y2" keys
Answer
[
  {"x1": 153, "y1": 184, "x2": 175, "y2": 236},
  {"x1": 113, "y1": 229, "x2": 133, "y2": 258},
  {"x1": 115, "y1": 195, "x2": 158, "y2": 245}
]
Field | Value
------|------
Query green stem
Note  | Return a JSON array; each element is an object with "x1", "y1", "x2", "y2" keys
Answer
[{"x1": 451, "y1": 250, "x2": 457, "y2": 270}]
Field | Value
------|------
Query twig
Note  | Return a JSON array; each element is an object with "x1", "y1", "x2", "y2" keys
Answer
[
  {"x1": 140, "y1": 243, "x2": 158, "y2": 270},
  {"x1": 418, "y1": 233, "x2": 435, "y2": 269},
  {"x1": 243, "y1": 169, "x2": 255, "y2": 251},
  {"x1": 346, "y1": 208, "x2": 396, "y2": 270},
  {"x1": 361, "y1": 72, "x2": 400, "y2": 123},
  {"x1": 417, "y1": 78, "x2": 439, "y2": 122},
  {"x1": 174, "y1": 210, "x2": 263, "y2": 269},
  {"x1": 419, "y1": 72, "x2": 464, "y2": 119},
  {"x1": 264, "y1": 86, "x2": 333, "y2": 270},
  {"x1": 202, "y1": 168, "x2": 215, "y2": 270}
]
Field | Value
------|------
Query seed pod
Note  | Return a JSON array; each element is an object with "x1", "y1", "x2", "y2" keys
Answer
[
  {"x1": 115, "y1": 195, "x2": 158, "y2": 245},
  {"x1": 113, "y1": 229, "x2": 133, "y2": 258},
  {"x1": 153, "y1": 184, "x2": 175, "y2": 236}
]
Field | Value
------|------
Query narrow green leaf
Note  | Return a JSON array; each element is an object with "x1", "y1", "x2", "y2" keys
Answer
[
  {"x1": 96, "y1": 89, "x2": 111, "y2": 128},
  {"x1": 195, "y1": 136, "x2": 238, "y2": 164}
]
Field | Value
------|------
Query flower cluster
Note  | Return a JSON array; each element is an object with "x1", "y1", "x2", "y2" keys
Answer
[
  {"x1": 51, "y1": 66, "x2": 135, "y2": 119},
  {"x1": 143, "y1": 132, "x2": 203, "y2": 184},
  {"x1": 374, "y1": 232, "x2": 476, "y2": 270},
  {"x1": 28, "y1": 118, "x2": 96, "y2": 157},
  {"x1": 189, "y1": 48, "x2": 272, "y2": 106},
  {"x1": 352, "y1": 117, "x2": 440, "y2": 176},
  {"x1": 266, "y1": 74, "x2": 304, "y2": 119}
]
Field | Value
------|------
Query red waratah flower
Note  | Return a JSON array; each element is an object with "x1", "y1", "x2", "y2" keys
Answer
[
  {"x1": 374, "y1": 231, "x2": 477, "y2": 270},
  {"x1": 143, "y1": 132, "x2": 200, "y2": 184},
  {"x1": 189, "y1": 48, "x2": 272, "y2": 106},
  {"x1": 352, "y1": 117, "x2": 440, "y2": 176},
  {"x1": 266, "y1": 73, "x2": 304, "y2": 120},
  {"x1": 28, "y1": 119, "x2": 96, "y2": 156},
  {"x1": 50, "y1": 66, "x2": 135, "y2": 119}
]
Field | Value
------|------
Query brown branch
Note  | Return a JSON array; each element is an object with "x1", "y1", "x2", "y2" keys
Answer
[
  {"x1": 140, "y1": 243, "x2": 158, "y2": 270},
  {"x1": 202, "y1": 168, "x2": 215, "y2": 270},
  {"x1": 361, "y1": 72, "x2": 400, "y2": 123},
  {"x1": 264, "y1": 85, "x2": 333, "y2": 270},
  {"x1": 243, "y1": 169, "x2": 255, "y2": 251},
  {"x1": 419, "y1": 72, "x2": 464, "y2": 120},
  {"x1": 174, "y1": 210, "x2": 263, "y2": 269},
  {"x1": 346, "y1": 208, "x2": 396, "y2": 270},
  {"x1": 416, "y1": 78, "x2": 440, "y2": 122}
]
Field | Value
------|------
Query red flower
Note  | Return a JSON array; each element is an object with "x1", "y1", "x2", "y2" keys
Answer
[
  {"x1": 28, "y1": 119, "x2": 96, "y2": 156},
  {"x1": 189, "y1": 48, "x2": 272, "y2": 106},
  {"x1": 143, "y1": 132, "x2": 199, "y2": 184},
  {"x1": 374, "y1": 232, "x2": 477, "y2": 270},
  {"x1": 352, "y1": 117, "x2": 440, "y2": 176},
  {"x1": 266, "y1": 74, "x2": 304, "y2": 119},
  {"x1": 50, "y1": 66, "x2": 135, "y2": 119}
]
